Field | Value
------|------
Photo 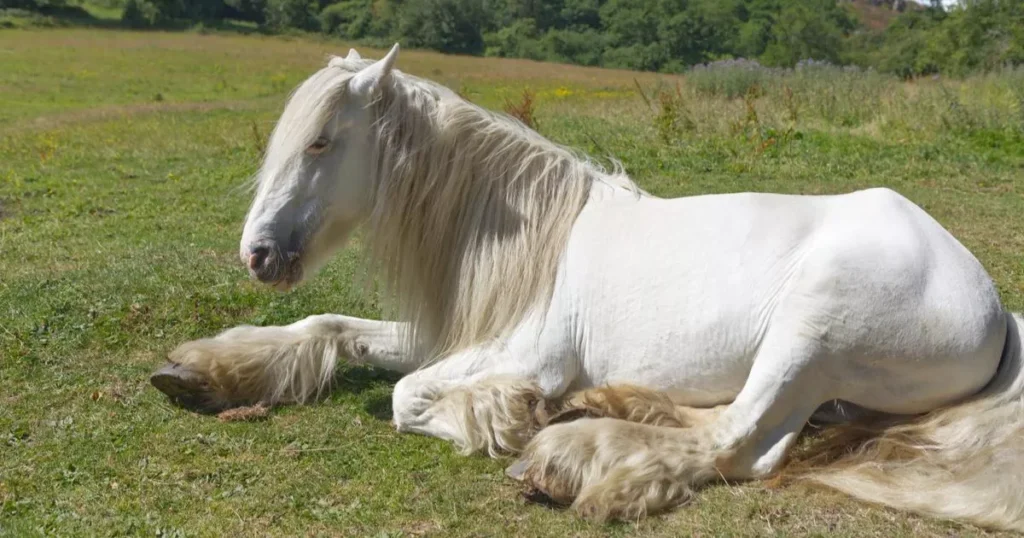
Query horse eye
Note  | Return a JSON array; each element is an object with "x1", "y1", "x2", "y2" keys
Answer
[{"x1": 306, "y1": 136, "x2": 330, "y2": 154}]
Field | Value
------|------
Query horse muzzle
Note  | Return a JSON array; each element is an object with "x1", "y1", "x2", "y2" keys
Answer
[{"x1": 243, "y1": 241, "x2": 303, "y2": 289}]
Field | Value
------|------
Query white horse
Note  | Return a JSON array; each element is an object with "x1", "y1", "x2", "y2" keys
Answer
[{"x1": 151, "y1": 45, "x2": 1024, "y2": 531}]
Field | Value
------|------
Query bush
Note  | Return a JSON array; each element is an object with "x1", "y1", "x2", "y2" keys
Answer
[
  {"x1": 484, "y1": 18, "x2": 543, "y2": 60},
  {"x1": 398, "y1": 0, "x2": 488, "y2": 55},
  {"x1": 121, "y1": 0, "x2": 175, "y2": 26},
  {"x1": 687, "y1": 58, "x2": 772, "y2": 99},
  {"x1": 0, "y1": 0, "x2": 65, "y2": 9},
  {"x1": 263, "y1": 0, "x2": 315, "y2": 31},
  {"x1": 319, "y1": 0, "x2": 365, "y2": 36},
  {"x1": 601, "y1": 43, "x2": 668, "y2": 72},
  {"x1": 223, "y1": 0, "x2": 265, "y2": 23},
  {"x1": 121, "y1": 0, "x2": 228, "y2": 26},
  {"x1": 760, "y1": 0, "x2": 854, "y2": 67},
  {"x1": 93, "y1": 0, "x2": 1024, "y2": 77},
  {"x1": 542, "y1": 28, "x2": 607, "y2": 66}
]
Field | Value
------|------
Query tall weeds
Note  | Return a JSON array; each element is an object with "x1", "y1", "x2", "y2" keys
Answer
[
  {"x1": 504, "y1": 89, "x2": 539, "y2": 131},
  {"x1": 640, "y1": 59, "x2": 1024, "y2": 147}
]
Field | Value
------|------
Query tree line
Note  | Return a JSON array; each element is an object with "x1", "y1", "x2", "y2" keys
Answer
[{"x1": 5, "y1": 0, "x2": 1023, "y2": 77}]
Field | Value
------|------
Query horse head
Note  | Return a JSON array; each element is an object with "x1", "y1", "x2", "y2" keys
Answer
[{"x1": 240, "y1": 45, "x2": 401, "y2": 290}]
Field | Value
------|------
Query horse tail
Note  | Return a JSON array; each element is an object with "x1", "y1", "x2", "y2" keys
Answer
[{"x1": 805, "y1": 311, "x2": 1024, "y2": 531}]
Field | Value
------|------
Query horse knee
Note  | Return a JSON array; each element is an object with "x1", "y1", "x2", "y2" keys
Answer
[
  {"x1": 391, "y1": 376, "x2": 446, "y2": 433},
  {"x1": 392, "y1": 376, "x2": 547, "y2": 456}
]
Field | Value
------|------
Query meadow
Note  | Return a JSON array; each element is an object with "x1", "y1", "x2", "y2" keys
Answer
[{"x1": 1, "y1": 27, "x2": 1023, "y2": 537}]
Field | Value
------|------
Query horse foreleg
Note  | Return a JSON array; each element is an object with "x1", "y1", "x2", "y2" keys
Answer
[
  {"x1": 393, "y1": 378, "x2": 728, "y2": 458},
  {"x1": 390, "y1": 346, "x2": 734, "y2": 457},
  {"x1": 548, "y1": 385, "x2": 727, "y2": 428},
  {"x1": 390, "y1": 331, "x2": 579, "y2": 456},
  {"x1": 151, "y1": 315, "x2": 415, "y2": 412},
  {"x1": 510, "y1": 326, "x2": 829, "y2": 521},
  {"x1": 393, "y1": 375, "x2": 549, "y2": 456}
]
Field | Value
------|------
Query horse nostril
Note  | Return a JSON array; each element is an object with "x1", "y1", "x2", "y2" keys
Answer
[{"x1": 248, "y1": 246, "x2": 269, "y2": 272}]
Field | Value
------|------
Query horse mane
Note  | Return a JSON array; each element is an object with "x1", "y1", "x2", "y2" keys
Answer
[{"x1": 305, "y1": 55, "x2": 637, "y2": 359}]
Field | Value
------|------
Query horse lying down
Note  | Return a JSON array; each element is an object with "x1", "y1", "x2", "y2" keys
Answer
[{"x1": 151, "y1": 44, "x2": 1024, "y2": 531}]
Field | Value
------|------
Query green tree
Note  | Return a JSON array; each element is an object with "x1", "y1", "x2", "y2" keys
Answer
[
  {"x1": 319, "y1": 0, "x2": 368, "y2": 36},
  {"x1": 398, "y1": 0, "x2": 490, "y2": 54},
  {"x1": 263, "y1": 0, "x2": 316, "y2": 30},
  {"x1": 559, "y1": 0, "x2": 601, "y2": 29},
  {"x1": 760, "y1": 0, "x2": 854, "y2": 66},
  {"x1": 657, "y1": 0, "x2": 744, "y2": 67},
  {"x1": 224, "y1": 0, "x2": 266, "y2": 23},
  {"x1": 484, "y1": 17, "x2": 545, "y2": 59},
  {"x1": 542, "y1": 27, "x2": 607, "y2": 65},
  {"x1": 105, "y1": 0, "x2": 1024, "y2": 75}
]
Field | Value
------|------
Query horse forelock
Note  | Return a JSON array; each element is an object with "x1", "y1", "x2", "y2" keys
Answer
[
  {"x1": 252, "y1": 60, "x2": 371, "y2": 197},
  {"x1": 265, "y1": 66, "x2": 353, "y2": 166}
]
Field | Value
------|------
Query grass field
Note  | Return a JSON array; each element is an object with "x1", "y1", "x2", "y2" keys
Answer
[{"x1": 2, "y1": 27, "x2": 1024, "y2": 537}]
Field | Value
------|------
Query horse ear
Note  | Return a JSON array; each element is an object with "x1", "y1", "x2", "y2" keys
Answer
[
  {"x1": 349, "y1": 43, "x2": 399, "y2": 96},
  {"x1": 346, "y1": 48, "x2": 361, "y2": 61}
]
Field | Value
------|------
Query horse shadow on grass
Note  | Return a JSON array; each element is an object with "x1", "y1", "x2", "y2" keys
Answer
[
  {"x1": 153, "y1": 361, "x2": 401, "y2": 421},
  {"x1": 330, "y1": 364, "x2": 402, "y2": 421}
]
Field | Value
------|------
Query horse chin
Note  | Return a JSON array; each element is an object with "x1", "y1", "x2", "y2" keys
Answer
[
  {"x1": 270, "y1": 255, "x2": 305, "y2": 292},
  {"x1": 265, "y1": 219, "x2": 352, "y2": 292}
]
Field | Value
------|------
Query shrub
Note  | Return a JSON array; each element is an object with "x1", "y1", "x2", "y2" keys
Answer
[
  {"x1": 542, "y1": 28, "x2": 607, "y2": 67},
  {"x1": 686, "y1": 58, "x2": 771, "y2": 99},
  {"x1": 121, "y1": 0, "x2": 174, "y2": 26},
  {"x1": 319, "y1": 0, "x2": 364, "y2": 35},
  {"x1": 121, "y1": 0, "x2": 226, "y2": 26},
  {"x1": 263, "y1": 0, "x2": 315, "y2": 31},
  {"x1": 503, "y1": 89, "x2": 538, "y2": 131},
  {"x1": 398, "y1": 0, "x2": 488, "y2": 55},
  {"x1": 0, "y1": 0, "x2": 66, "y2": 9},
  {"x1": 223, "y1": 0, "x2": 265, "y2": 23},
  {"x1": 484, "y1": 18, "x2": 544, "y2": 60}
]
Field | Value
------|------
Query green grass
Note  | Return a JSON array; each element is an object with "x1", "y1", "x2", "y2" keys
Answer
[{"x1": 1, "y1": 28, "x2": 1023, "y2": 537}]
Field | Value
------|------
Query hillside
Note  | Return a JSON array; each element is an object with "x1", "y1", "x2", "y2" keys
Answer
[
  {"x1": 3, "y1": 0, "x2": 1021, "y2": 76},
  {"x1": 843, "y1": 0, "x2": 923, "y2": 30}
]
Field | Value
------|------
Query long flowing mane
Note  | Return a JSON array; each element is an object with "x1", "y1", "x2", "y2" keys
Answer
[{"x1": 315, "y1": 56, "x2": 637, "y2": 359}]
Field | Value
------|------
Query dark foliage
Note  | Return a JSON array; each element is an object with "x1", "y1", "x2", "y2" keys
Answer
[{"x1": 9, "y1": 0, "x2": 1022, "y2": 76}]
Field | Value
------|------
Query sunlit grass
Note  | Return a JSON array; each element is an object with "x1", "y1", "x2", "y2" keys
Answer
[{"x1": 0, "y1": 28, "x2": 1022, "y2": 537}]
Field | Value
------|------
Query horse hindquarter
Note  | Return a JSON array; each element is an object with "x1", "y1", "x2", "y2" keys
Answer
[
  {"x1": 513, "y1": 188, "x2": 1011, "y2": 524},
  {"x1": 566, "y1": 187, "x2": 1003, "y2": 414}
]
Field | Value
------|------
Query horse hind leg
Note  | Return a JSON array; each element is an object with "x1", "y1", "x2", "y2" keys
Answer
[
  {"x1": 394, "y1": 378, "x2": 721, "y2": 459},
  {"x1": 509, "y1": 326, "x2": 831, "y2": 521}
]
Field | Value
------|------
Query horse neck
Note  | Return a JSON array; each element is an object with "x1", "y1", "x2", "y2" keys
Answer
[{"x1": 366, "y1": 81, "x2": 595, "y2": 359}]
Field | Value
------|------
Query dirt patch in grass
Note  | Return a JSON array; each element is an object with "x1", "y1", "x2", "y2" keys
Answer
[
  {"x1": 401, "y1": 520, "x2": 442, "y2": 536},
  {"x1": 217, "y1": 404, "x2": 271, "y2": 422}
]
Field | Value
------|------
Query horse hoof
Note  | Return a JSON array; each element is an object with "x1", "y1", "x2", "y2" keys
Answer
[
  {"x1": 506, "y1": 459, "x2": 530, "y2": 481},
  {"x1": 150, "y1": 363, "x2": 226, "y2": 414}
]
